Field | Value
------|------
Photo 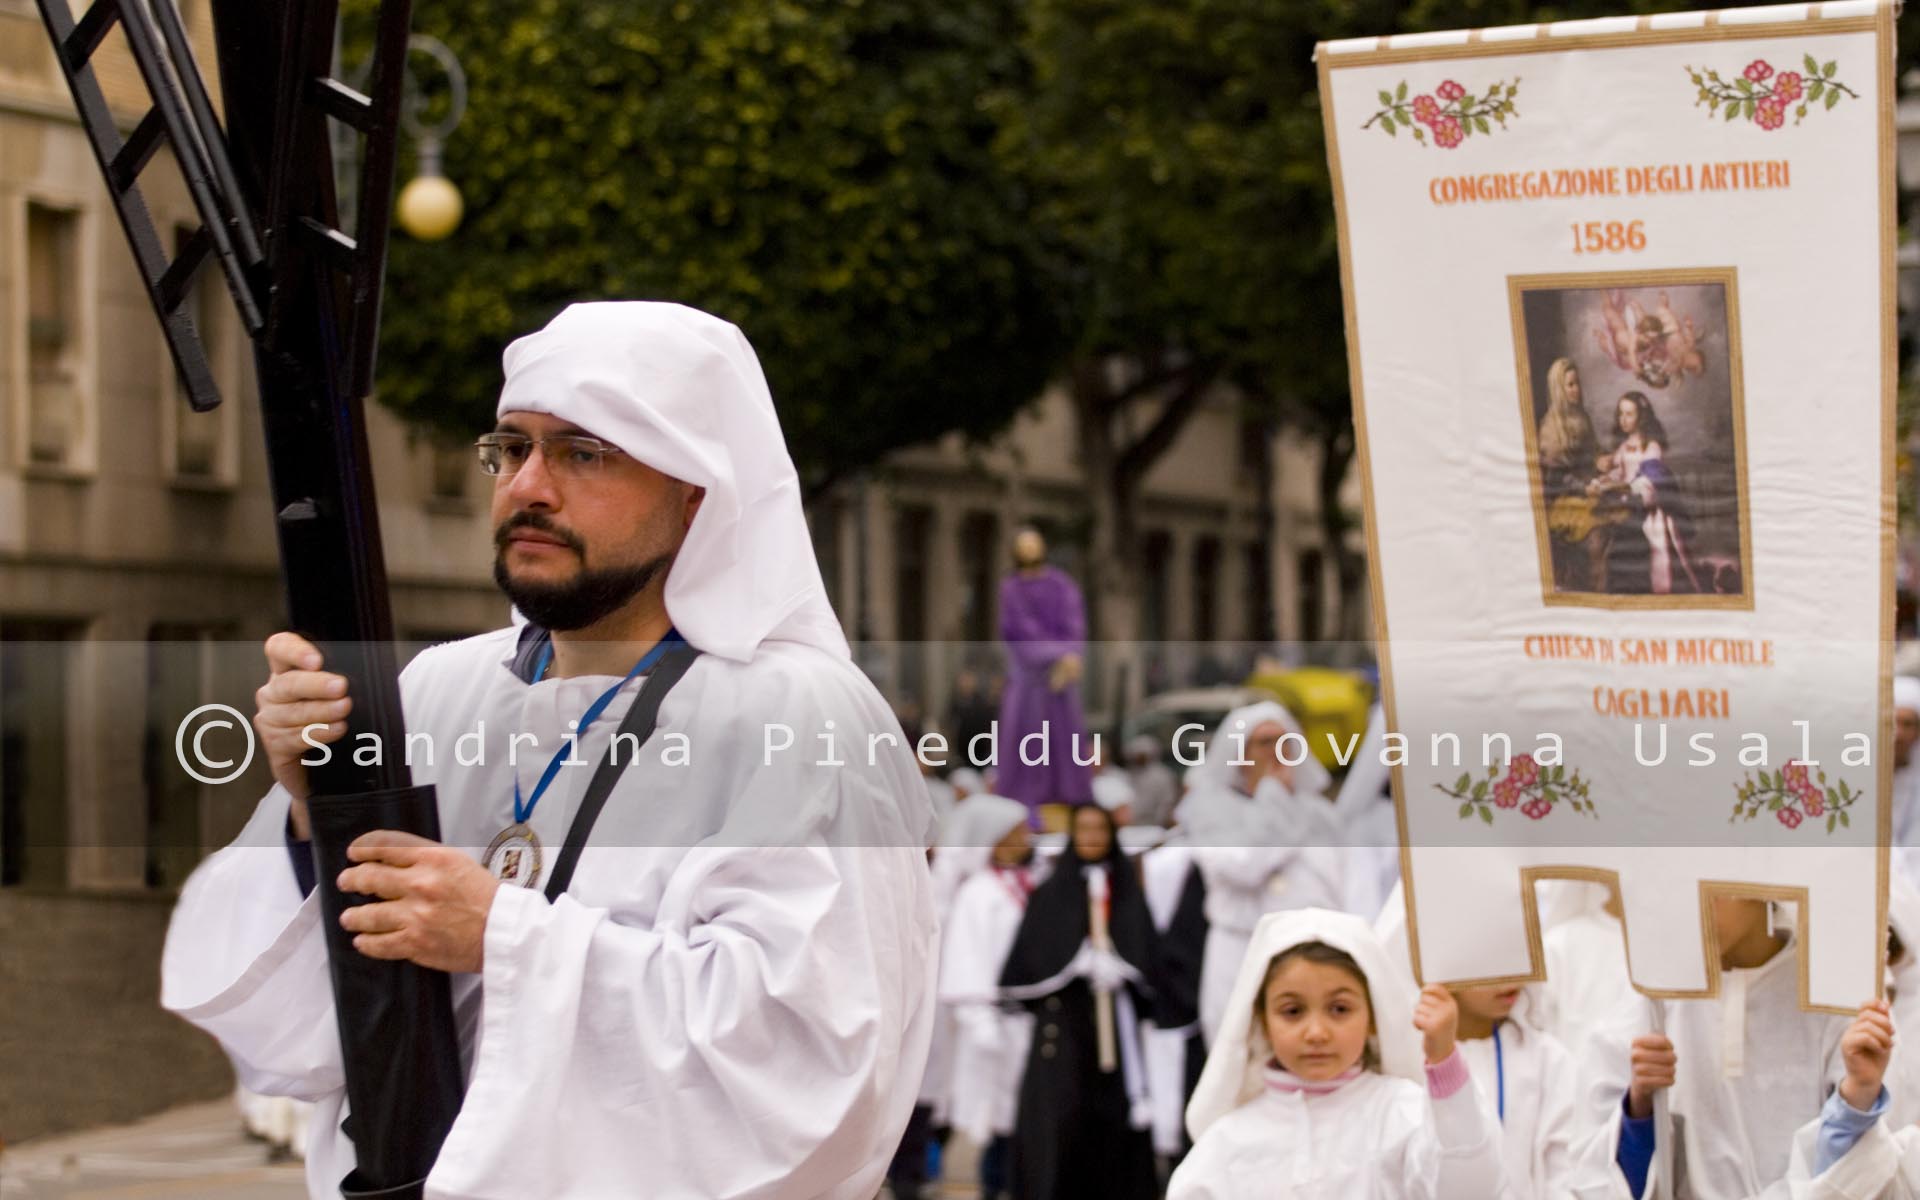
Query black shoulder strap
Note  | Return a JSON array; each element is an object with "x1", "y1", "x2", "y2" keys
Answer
[{"x1": 544, "y1": 644, "x2": 702, "y2": 901}]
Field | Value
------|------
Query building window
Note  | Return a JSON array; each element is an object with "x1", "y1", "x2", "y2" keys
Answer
[
  {"x1": 809, "y1": 495, "x2": 842, "y2": 613},
  {"x1": 23, "y1": 203, "x2": 89, "y2": 471},
  {"x1": 958, "y1": 510, "x2": 999, "y2": 647},
  {"x1": 165, "y1": 224, "x2": 240, "y2": 487},
  {"x1": 1192, "y1": 536, "x2": 1221, "y2": 642},
  {"x1": 0, "y1": 621, "x2": 79, "y2": 888},
  {"x1": 143, "y1": 625, "x2": 227, "y2": 889},
  {"x1": 1298, "y1": 547, "x2": 1326, "y2": 644},
  {"x1": 1141, "y1": 530, "x2": 1172, "y2": 644},
  {"x1": 894, "y1": 506, "x2": 933, "y2": 703},
  {"x1": 1244, "y1": 540, "x2": 1272, "y2": 642},
  {"x1": 425, "y1": 441, "x2": 472, "y2": 511}
]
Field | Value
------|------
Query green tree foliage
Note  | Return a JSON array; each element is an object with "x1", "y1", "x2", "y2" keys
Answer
[{"x1": 369, "y1": 0, "x2": 1061, "y2": 485}]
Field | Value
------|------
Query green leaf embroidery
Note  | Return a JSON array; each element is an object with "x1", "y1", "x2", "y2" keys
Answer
[
  {"x1": 1725, "y1": 102, "x2": 1741, "y2": 122},
  {"x1": 1459, "y1": 801, "x2": 1474, "y2": 819},
  {"x1": 1455, "y1": 773, "x2": 1472, "y2": 792},
  {"x1": 1804, "y1": 53, "x2": 1821, "y2": 76},
  {"x1": 1396, "y1": 81, "x2": 1408, "y2": 101},
  {"x1": 1379, "y1": 90, "x2": 1395, "y2": 106},
  {"x1": 1381, "y1": 120, "x2": 1395, "y2": 138},
  {"x1": 1808, "y1": 80, "x2": 1825, "y2": 102},
  {"x1": 1826, "y1": 88, "x2": 1841, "y2": 110},
  {"x1": 1480, "y1": 807, "x2": 1494, "y2": 826},
  {"x1": 1823, "y1": 60, "x2": 1837, "y2": 78},
  {"x1": 1474, "y1": 116, "x2": 1490, "y2": 135}
]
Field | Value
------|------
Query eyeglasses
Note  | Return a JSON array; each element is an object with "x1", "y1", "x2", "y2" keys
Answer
[{"x1": 475, "y1": 432, "x2": 627, "y2": 478}]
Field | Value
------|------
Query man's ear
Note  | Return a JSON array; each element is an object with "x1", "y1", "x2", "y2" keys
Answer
[{"x1": 684, "y1": 485, "x2": 707, "y2": 532}]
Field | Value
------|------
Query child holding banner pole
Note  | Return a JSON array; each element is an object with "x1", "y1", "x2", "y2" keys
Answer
[
  {"x1": 1609, "y1": 896, "x2": 1903, "y2": 1199},
  {"x1": 1168, "y1": 908, "x2": 1508, "y2": 1198}
]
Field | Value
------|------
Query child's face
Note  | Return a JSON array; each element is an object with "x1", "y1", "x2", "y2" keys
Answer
[
  {"x1": 1451, "y1": 985, "x2": 1521, "y2": 1030},
  {"x1": 1711, "y1": 896, "x2": 1769, "y2": 954},
  {"x1": 989, "y1": 824, "x2": 1029, "y2": 867},
  {"x1": 1262, "y1": 958, "x2": 1372, "y2": 1081},
  {"x1": 1071, "y1": 806, "x2": 1113, "y2": 862}
]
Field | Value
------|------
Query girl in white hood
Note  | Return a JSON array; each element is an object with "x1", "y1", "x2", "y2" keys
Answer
[{"x1": 1167, "y1": 908, "x2": 1508, "y2": 1199}]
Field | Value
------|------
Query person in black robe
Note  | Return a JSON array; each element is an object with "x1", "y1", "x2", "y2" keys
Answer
[
  {"x1": 999, "y1": 804, "x2": 1159, "y2": 1200},
  {"x1": 1153, "y1": 858, "x2": 1210, "y2": 1171}
]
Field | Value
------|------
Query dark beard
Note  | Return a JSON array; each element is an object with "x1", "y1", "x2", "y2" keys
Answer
[{"x1": 492, "y1": 514, "x2": 670, "y2": 632}]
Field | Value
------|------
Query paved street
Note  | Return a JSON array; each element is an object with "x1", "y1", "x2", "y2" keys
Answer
[
  {"x1": 0, "y1": 1101, "x2": 991, "y2": 1199},
  {"x1": 0, "y1": 1101, "x2": 304, "y2": 1199}
]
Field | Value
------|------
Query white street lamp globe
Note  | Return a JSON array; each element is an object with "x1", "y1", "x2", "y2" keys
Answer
[{"x1": 397, "y1": 173, "x2": 463, "y2": 241}]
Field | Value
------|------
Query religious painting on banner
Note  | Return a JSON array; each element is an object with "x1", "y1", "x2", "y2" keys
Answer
[{"x1": 1317, "y1": 0, "x2": 1897, "y2": 1012}]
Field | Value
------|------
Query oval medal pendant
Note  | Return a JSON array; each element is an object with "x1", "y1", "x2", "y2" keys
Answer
[{"x1": 483, "y1": 822, "x2": 543, "y2": 889}]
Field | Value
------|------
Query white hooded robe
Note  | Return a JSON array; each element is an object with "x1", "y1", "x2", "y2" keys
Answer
[
  {"x1": 160, "y1": 303, "x2": 935, "y2": 1200},
  {"x1": 1167, "y1": 908, "x2": 1509, "y2": 1200}
]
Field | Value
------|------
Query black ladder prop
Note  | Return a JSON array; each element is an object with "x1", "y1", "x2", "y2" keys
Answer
[{"x1": 31, "y1": 0, "x2": 464, "y2": 1195}]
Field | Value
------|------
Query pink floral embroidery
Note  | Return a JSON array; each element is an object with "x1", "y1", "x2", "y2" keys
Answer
[
  {"x1": 1732, "y1": 760, "x2": 1858, "y2": 834},
  {"x1": 1361, "y1": 77, "x2": 1520, "y2": 149},
  {"x1": 1437, "y1": 758, "x2": 1595, "y2": 824},
  {"x1": 1690, "y1": 55, "x2": 1858, "y2": 128}
]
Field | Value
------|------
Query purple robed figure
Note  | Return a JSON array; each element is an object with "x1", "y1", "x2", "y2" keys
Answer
[{"x1": 996, "y1": 530, "x2": 1094, "y2": 823}]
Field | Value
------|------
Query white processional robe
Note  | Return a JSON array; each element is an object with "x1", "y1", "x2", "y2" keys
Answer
[
  {"x1": 1892, "y1": 763, "x2": 1920, "y2": 894},
  {"x1": 937, "y1": 867, "x2": 1033, "y2": 1144},
  {"x1": 1458, "y1": 1015, "x2": 1623, "y2": 1200},
  {"x1": 1165, "y1": 1070, "x2": 1506, "y2": 1200},
  {"x1": 1598, "y1": 937, "x2": 1887, "y2": 1200},
  {"x1": 1537, "y1": 902, "x2": 1643, "y2": 1139},
  {"x1": 161, "y1": 630, "x2": 935, "y2": 1200},
  {"x1": 1179, "y1": 777, "x2": 1344, "y2": 1045}
]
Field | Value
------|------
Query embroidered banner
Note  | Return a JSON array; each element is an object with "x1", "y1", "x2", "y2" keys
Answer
[{"x1": 1318, "y1": 0, "x2": 1898, "y2": 1011}]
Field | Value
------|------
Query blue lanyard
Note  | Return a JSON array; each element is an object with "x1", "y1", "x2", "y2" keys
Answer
[
  {"x1": 1493, "y1": 1023, "x2": 1506, "y2": 1124},
  {"x1": 515, "y1": 629, "x2": 681, "y2": 825}
]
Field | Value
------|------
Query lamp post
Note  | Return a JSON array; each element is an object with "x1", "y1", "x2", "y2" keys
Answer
[
  {"x1": 393, "y1": 35, "x2": 467, "y2": 241},
  {"x1": 332, "y1": 33, "x2": 467, "y2": 241}
]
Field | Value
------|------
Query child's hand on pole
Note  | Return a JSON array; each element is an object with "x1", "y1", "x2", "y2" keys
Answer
[
  {"x1": 1627, "y1": 1034, "x2": 1676, "y2": 1119},
  {"x1": 1839, "y1": 998, "x2": 1894, "y2": 1112},
  {"x1": 1414, "y1": 984, "x2": 1459, "y2": 1064}
]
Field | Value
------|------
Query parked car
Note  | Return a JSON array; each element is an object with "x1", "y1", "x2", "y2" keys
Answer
[{"x1": 1118, "y1": 670, "x2": 1373, "y2": 776}]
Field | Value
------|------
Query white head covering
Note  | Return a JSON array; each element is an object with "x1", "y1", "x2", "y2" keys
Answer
[
  {"x1": 1091, "y1": 770, "x2": 1137, "y2": 813},
  {"x1": 1896, "y1": 676, "x2": 1920, "y2": 715},
  {"x1": 1186, "y1": 907, "x2": 1423, "y2": 1141},
  {"x1": 496, "y1": 302, "x2": 848, "y2": 663},
  {"x1": 1188, "y1": 700, "x2": 1333, "y2": 799},
  {"x1": 948, "y1": 766, "x2": 986, "y2": 798},
  {"x1": 935, "y1": 793, "x2": 1030, "y2": 882},
  {"x1": 1333, "y1": 704, "x2": 1390, "y2": 817}
]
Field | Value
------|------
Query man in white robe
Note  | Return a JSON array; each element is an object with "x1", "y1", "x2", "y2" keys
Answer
[
  {"x1": 1176, "y1": 701, "x2": 1343, "y2": 1045},
  {"x1": 161, "y1": 302, "x2": 935, "y2": 1199}
]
